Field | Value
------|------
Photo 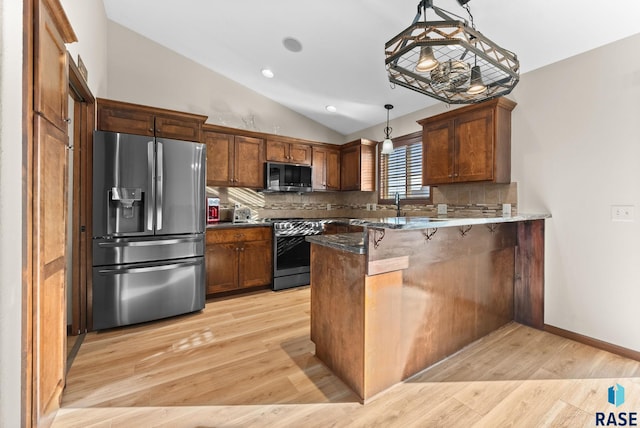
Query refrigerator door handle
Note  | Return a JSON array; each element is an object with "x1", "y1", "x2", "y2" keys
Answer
[
  {"x1": 147, "y1": 140, "x2": 155, "y2": 231},
  {"x1": 156, "y1": 141, "x2": 164, "y2": 231},
  {"x1": 97, "y1": 259, "x2": 201, "y2": 275},
  {"x1": 97, "y1": 236, "x2": 202, "y2": 248}
]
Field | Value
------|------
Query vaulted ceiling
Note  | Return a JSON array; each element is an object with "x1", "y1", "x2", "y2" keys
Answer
[{"x1": 104, "y1": 0, "x2": 640, "y2": 135}]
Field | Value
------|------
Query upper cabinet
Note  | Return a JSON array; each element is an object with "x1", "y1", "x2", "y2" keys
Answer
[
  {"x1": 96, "y1": 98, "x2": 207, "y2": 142},
  {"x1": 34, "y1": 0, "x2": 74, "y2": 131},
  {"x1": 203, "y1": 126, "x2": 265, "y2": 189},
  {"x1": 340, "y1": 138, "x2": 377, "y2": 191},
  {"x1": 312, "y1": 145, "x2": 341, "y2": 191},
  {"x1": 266, "y1": 138, "x2": 312, "y2": 165},
  {"x1": 418, "y1": 98, "x2": 516, "y2": 185}
]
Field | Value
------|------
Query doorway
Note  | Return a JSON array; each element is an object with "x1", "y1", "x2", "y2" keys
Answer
[{"x1": 66, "y1": 54, "x2": 94, "y2": 369}]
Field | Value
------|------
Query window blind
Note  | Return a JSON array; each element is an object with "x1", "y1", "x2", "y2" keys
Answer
[{"x1": 379, "y1": 136, "x2": 430, "y2": 201}]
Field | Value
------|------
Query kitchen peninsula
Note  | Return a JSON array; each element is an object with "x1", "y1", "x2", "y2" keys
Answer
[{"x1": 307, "y1": 214, "x2": 549, "y2": 402}]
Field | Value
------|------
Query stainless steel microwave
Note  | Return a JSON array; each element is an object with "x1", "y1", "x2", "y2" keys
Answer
[{"x1": 264, "y1": 162, "x2": 313, "y2": 192}]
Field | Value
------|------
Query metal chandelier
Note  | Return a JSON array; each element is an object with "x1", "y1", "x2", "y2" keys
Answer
[{"x1": 385, "y1": 0, "x2": 519, "y2": 104}]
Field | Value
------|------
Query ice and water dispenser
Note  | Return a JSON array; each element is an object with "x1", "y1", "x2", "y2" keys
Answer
[{"x1": 108, "y1": 186, "x2": 145, "y2": 235}]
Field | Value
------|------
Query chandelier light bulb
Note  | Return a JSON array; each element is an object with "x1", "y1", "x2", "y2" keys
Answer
[
  {"x1": 467, "y1": 65, "x2": 487, "y2": 95},
  {"x1": 415, "y1": 46, "x2": 439, "y2": 72}
]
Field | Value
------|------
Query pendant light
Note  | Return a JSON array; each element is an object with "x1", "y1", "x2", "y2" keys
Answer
[
  {"x1": 385, "y1": 0, "x2": 519, "y2": 104},
  {"x1": 381, "y1": 104, "x2": 394, "y2": 155}
]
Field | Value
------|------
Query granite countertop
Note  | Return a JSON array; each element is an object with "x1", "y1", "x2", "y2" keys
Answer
[
  {"x1": 306, "y1": 233, "x2": 366, "y2": 255},
  {"x1": 306, "y1": 213, "x2": 551, "y2": 254},
  {"x1": 347, "y1": 213, "x2": 551, "y2": 230}
]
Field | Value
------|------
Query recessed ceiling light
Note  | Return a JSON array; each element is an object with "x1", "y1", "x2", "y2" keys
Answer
[
  {"x1": 261, "y1": 68, "x2": 274, "y2": 78},
  {"x1": 325, "y1": 105, "x2": 337, "y2": 113},
  {"x1": 283, "y1": 37, "x2": 303, "y2": 53}
]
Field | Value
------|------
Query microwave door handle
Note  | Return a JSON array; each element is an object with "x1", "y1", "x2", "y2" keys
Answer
[
  {"x1": 147, "y1": 141, "x2": 155, "y2": 231},
  {"x1": 156, "y1": 141, "x2": 163, "y2": 231}
]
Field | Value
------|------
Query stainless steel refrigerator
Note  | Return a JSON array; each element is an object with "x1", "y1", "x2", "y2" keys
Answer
[{"x1": 92, "y1": 131, "x2": 206, "y2": 330}]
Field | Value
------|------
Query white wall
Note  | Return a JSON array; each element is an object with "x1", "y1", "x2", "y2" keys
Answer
[
  {"x1": 59, "y1": 0, "x2": 109, "y2": 97},
  {"x1": 106, "y1": 21, "x2": 344, "y2": 145},
  {"x1": 0, "y1": 0, "x2": 24, "y2": 426},
  {"x1": 511, "y1": 33, "x2": 640, "y2": 352},
  {"x1": 352, "y1": 34, "x2": 640, "y2": 352}
]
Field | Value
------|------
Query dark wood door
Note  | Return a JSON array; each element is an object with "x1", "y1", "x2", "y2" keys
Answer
[
  {"x1": 155, "y1": 115, "x2": 201, "y2": 142},
  {"x1": 96, "y1": 104, "x2": 155, "y2": 137},
  {"x1": 234, "y1": 136, "x2": 265, "y2": 188},
  {"x1": 266, "y1": 139, "x2": 290, "y2": 163},
  {"x1": 34, "y1": 0, "x2": 68, "y2": 131},
  {"x1": 422, "y1": 120, "x2": 455, "y2": 185},
  {"x1": 33, "y1": 115, "x2": 68, "y2": 419},
  {"x1": 31, "y1": 1, "x2": 74, "y2": 423},
  {"x1": 312, "y1": 147, "x2": 327, "y2": 190},
  {"x1": 239, "y1": 240, "x2": 273, "y2": 288},
  {"x1": 206, "y1": 243, "x2": 239, "y2": 294},
  {"x1": 289, "y1": 143, "x2": 312, "y2": 165},
  {"x1": 325, "y1": 149, "x2": 341, "y2": 190},
  {"x1": 455, "y1": 108, "x2": 494, "y2": 182},
  {"x1": 340, "y1": 145, "x2": 361, "y2": 190},
  {"x1": 204, "y1": 131, "x2": 234, "y2": 186}
]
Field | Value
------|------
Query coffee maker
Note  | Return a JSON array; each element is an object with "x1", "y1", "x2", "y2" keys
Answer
[{"x1": 207, "y1": 197, "x2": 220, "y2": 224}]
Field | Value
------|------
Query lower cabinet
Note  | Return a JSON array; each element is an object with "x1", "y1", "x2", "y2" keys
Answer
[{"x1": 206, "y1": 226, "x2": 272, "y2": 295}]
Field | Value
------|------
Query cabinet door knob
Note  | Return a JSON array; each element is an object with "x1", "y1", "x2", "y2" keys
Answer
[
  {"x1": 448, "y1": 174, "x2": 453, "y2": 178},
  {"x1": 149, "y1": 128, "x2": 154, "y2": 132}
]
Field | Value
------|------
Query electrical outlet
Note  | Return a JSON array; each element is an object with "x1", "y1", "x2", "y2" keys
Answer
[
  {"x1": 327, "y1": 203, "x2": 332, "y2": 211},
  {"x1": 437, "y1": 204, "x2": 447, "y2": 215},
  {"x1": 371, "y1": 203, "x2": 377, "y2": 211},
  {"x1": 611, "y1": 205, "x2": 634, "y2": 222},
  {"x1": 502, "y1": 203, "x2": 512, "y2": 217},
  {"x1": 366, "y1": 203, "x2": 371, "y2": 211}
]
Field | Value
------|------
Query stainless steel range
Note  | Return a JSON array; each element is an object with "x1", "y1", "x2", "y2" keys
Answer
[{"x1": 271, "y1": 219, "x2": 324, "y2": 290}]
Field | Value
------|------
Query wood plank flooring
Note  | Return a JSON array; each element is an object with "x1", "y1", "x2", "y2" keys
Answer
[{"x1": 54, "y1": 287, "x2": 640, "y2": 427}]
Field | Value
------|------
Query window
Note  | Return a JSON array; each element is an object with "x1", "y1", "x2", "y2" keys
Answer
[{"x1": 379, "y1": 131, "x2": 430, "y2": 203}]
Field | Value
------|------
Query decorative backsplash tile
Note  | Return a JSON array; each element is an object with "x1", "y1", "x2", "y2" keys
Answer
[{"x1": 206, "y1": 182, "x2": 518, "y2": 220}]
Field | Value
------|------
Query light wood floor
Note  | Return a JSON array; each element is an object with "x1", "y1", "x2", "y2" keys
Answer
[{"x1": 54, "y1": 287, "x2": 640, "y2": 427}]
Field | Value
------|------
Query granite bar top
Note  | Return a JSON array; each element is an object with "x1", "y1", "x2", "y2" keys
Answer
[
  {"x1": 306, "y1": 233, "x2": 366, "y2": 255},
  {"x1": 306, "y1": 213, "x2": 551, "y2": 254},
  {"x1": 347, "y1": 213, "x2": 551, "y2": 230}
]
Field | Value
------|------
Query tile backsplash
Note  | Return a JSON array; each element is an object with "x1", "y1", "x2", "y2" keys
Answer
[{"x1": 207, "y1": 182, "x2": 517, "y2": 220}]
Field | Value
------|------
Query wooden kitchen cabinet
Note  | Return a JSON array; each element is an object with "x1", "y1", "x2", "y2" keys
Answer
[
  {"x1": 96, "y1": 98, "x2": 207, "y2": 142},
  {"x1": 203, "y1": 127, "x2": 265, "y2": 188},
  {"x1": 419, "y1": 97, "x2": 516, "y2": 185},
  {"x1": 340, "y1": 138, "x2": 377, "y2": 191},
  {"x1": 31, "y1": 0, "x2": 77, "y2": 424},
  {"x1": 205, "y1": 227, "x2": 272, "y2": 294},
  {"x1": 266, "y1": 138, "x2": 312, "y2": 165},
  {"x1": 312, "y1": 145, "x2": 341, "y2": 191}
]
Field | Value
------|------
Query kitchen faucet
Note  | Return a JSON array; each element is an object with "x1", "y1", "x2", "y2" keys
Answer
[{"x1": 395, "y1": 192, "x2": 401, "y2": 217}]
